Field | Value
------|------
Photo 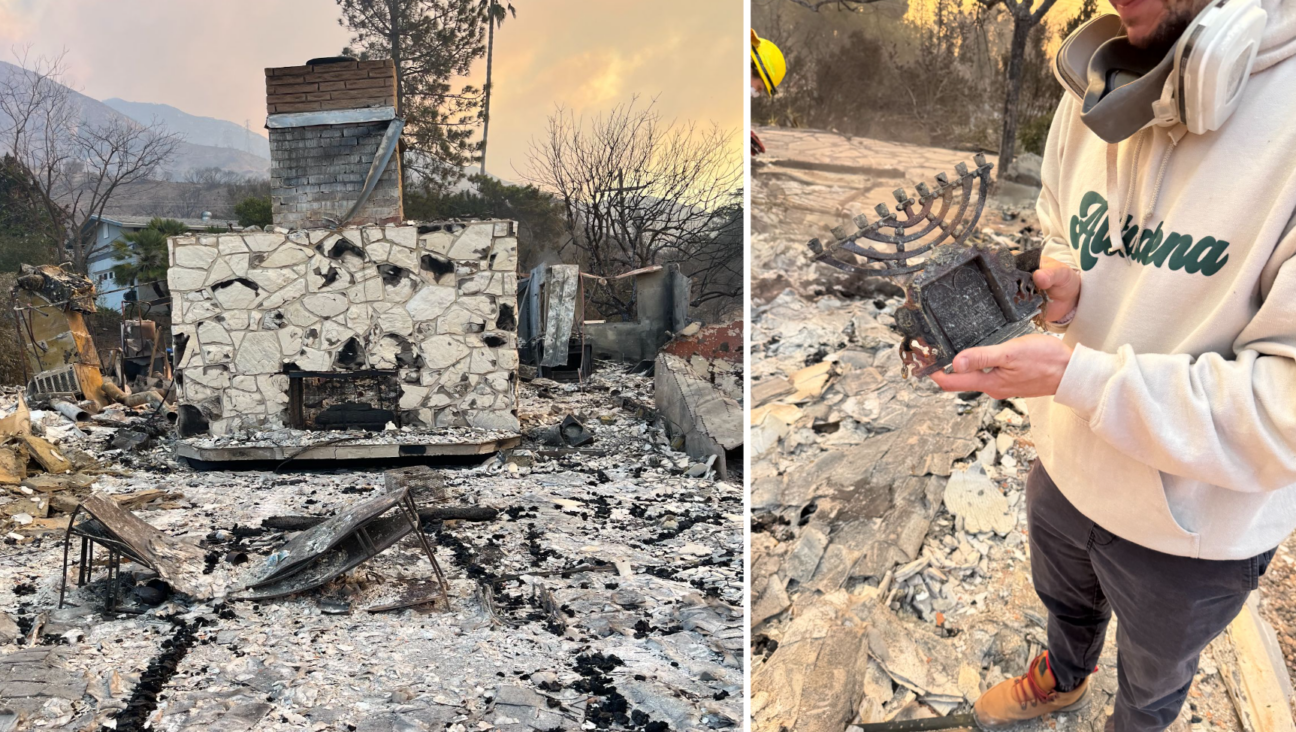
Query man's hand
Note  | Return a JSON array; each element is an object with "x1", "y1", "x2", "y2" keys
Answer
[
  {"x1": 1034, "y1": 256, "x2": 1081, "y2": 323},
  {"x1": 929, "y1": 334, "x2": 1074, "y2": 399}
]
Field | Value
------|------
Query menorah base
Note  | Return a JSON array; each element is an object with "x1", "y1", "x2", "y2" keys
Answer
[{"x1": 903, "y1": 314, "x2": 1042, "y2": 379}]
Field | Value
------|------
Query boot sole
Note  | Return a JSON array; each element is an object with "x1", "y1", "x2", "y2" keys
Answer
[{"x1": 974, "y1": 685, "x2": 1091, "y2": 730}]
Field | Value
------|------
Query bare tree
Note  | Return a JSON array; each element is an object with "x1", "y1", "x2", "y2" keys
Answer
[
  {"x1": 988, "y1": 0, "x2": 1058, "y2": 177},
  {"x1": 684, "y1": 193, "x2": 743, "y2": 314},
  {"x1": 168, "y1": 167, "x2": 240, "y2": 218},
  {"x1": 527, "y1": 99, "x2": 743, "y2": 319},
  {"x1": 0, "y1": 50, "x2": 179, "y2": 273}
]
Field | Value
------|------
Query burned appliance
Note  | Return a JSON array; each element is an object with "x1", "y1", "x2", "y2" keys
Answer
[
  {"x1": 12, "y1": 265, "x2": 109, "y2": 406},
  {"x1": 519, "y1": 264, "x2": 592, "y2": 381},
  {"x1": 807, "y1": 154, "x2": 1045, "y2": 378}
]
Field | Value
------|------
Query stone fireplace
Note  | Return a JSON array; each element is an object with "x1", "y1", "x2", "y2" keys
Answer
[{"x1": 168, "y1": 221, "x2": 520, "y2": 437}]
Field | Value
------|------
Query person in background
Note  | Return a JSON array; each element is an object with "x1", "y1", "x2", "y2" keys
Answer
[{"x1": 750, "y1": 29, "x2": 785, "y2": 155}]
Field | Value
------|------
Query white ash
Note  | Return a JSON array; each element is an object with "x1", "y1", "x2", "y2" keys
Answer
[{"x1": 1, "y1": 367, "x2": 741, "y2": 731}]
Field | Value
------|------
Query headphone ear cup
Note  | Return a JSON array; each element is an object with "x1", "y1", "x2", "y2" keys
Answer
[{"x1": 1173, "y1": 0, "x2": 1266, "y2": 134}]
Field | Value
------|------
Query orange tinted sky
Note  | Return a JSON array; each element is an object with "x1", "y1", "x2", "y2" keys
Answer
[{"x1": 0, "y1": 0, "x2": 744, "y2": 181}]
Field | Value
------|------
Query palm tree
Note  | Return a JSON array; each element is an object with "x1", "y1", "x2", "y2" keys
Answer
[
  {"x1": 110, "y1": 218, "x2": 187, "y2": 307},
  {"x1": 479, "y1": 0, "x2": 515, "y2": 176}
]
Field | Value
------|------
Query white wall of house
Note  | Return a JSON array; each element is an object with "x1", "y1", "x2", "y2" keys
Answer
[
  {"x1": 87, "y1": 220, "x2": 130, "y2": 310},
  {"x1": 87, "y1": 214, "x2": 226, "y2": 314}
]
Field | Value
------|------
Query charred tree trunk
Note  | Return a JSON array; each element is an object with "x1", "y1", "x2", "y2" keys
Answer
[{"x1": 998, "y1": 11, "x2": 1033, "y2": 182}]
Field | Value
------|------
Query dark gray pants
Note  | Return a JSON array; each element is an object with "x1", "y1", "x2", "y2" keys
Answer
[{"x1": 1026, "y1": 461, "x2": 1275, "y2": 732}]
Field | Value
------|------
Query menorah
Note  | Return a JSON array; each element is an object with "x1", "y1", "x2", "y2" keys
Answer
[{"x1": 807, "y1": 153, "x2": 1046, "y2": 378}]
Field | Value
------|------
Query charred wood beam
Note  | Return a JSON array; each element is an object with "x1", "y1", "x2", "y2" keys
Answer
[{"x1": 260, "y1": 506, "x2": 499, "y2": 532}]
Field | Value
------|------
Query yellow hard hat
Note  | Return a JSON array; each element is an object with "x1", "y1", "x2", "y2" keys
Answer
[{"x1": 751, "y1": 29, "x2": 786, "y2": 95}]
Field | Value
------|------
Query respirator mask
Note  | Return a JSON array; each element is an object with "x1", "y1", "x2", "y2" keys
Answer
[{"x1": 1053, "y1": 0, "x2": 1267, "y2": 142}]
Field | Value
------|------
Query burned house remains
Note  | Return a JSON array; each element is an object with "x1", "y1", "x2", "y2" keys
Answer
[
  {"x1": 169, "y1": 58, "x2": 520, "y2": 442},
  {"x1": 168, "y1": 221, "x2": 519, "y2": 437},
  {"x1": 0, "y1": 54, "x2": 744, "y2": 732}
]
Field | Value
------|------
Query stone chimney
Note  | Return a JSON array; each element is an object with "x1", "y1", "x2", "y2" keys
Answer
[{"x1": 265, "y1": 58, "x2": 403, "y2": 229}]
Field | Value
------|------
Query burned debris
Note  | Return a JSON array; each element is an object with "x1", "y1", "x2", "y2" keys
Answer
[
  {"x1": 12, "y1": 265, "x2": 110, "y2": 407},
  {"x1": 0, "y1": 367, "x2": 743, "y2": 730},
  {"x1": 750, "y1": 128, "x2": 1282, "y2": 732},
  {"x1": 518, "y1": 262, "x2": 746, "y2": 479},
  {"x1": 0, "y1": 54, "x2": 744, "y2": 732},
  {"x1": 519, "y1": 264, "x2": 591, "y2": 382}
]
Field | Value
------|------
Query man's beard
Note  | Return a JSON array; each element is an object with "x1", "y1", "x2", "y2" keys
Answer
[{"x1": 1133, "y1": 2, "x2": 1199, "y2": 55}]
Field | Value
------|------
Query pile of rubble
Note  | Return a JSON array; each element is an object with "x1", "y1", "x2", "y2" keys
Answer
[
  {"x1": 0, "y1": 392, "x2": 183, "y2": 542},
  {"x1": 0, "y1": 363, "x2": 743, "y2": 731},
  {"x1": 748, "y1": 130, "x2": 1270, "y2": 732}
]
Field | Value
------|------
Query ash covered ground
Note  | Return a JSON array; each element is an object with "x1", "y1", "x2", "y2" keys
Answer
[
  {"x1": 748, "y1": 128, "x2": 1288, "y2": 732},
  {"x1": 0, "y1": 366, "x2": 742, "y2": 731}
]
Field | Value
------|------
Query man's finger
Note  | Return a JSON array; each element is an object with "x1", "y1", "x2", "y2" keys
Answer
[
  {"x1": 1033, "y1": 267, "x2": 1055, "y2": 290},
  {"x1": 931, "y1": 370, "x2": 996, "y2": 393},
  {"x1": 952, "y1": 344, "x2": 1008, "y2": 374},
  {"x1": 1034, "y1": 263, "x2": 1073, "y2": 293}
]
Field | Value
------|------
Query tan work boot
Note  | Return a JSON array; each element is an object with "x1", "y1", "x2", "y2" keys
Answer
[{"x1": 973, "y1": 651, "x2": 1090, "y2": 728}]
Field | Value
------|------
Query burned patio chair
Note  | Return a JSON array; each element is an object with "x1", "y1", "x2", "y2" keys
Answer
[
  {"x1": 807, "y1": 154, "x2": 1047, "y2": 378},
  {"x1": 59, "y1": 494, "x2": 208, "y2": 612},
  {"x1": 241, "y1": 484, "x2": 449, "y2": 609}
]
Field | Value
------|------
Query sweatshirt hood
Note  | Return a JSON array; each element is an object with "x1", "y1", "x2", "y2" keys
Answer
[{"x1": 1255, "y1": 0, "x2": 1296, "y2": 72}]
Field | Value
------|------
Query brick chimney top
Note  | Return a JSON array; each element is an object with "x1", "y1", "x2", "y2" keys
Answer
[{"x1": 264, "y1": 58, "x2": 402, "y2": 228}]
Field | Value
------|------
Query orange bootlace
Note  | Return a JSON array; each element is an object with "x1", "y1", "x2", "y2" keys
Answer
[{"x1": 1010, "y1": 656, "x2": 1057, "y2": 709}]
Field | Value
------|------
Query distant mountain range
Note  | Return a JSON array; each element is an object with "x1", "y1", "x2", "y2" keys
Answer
[
  {"x1": 104, "y1": 98, "x2": 270, "y2": 161},
  {"x1": 0, "y1": 60, "x2": 270, "y2": 179}
]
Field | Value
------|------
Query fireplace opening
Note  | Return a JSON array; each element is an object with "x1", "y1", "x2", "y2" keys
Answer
[{"x1": 286, "y1": 368, "x2": 401, "y2": 431}]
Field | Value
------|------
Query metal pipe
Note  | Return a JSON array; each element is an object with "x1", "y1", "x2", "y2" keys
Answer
[
  {"x1": 51, "y1": 400, "x2": 90, "y2": 423},
  {"x1": 102, "y1": 382, "x2": 163, "y2": 407},
  {"x1": 338, "y1": 118, "x2": 404, "y2": 227},
  {"x1": 101, "y1": 382, "x2": 127, "y2": 404}
]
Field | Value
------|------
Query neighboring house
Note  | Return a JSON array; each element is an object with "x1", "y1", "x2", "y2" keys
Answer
[{"x1": 85, "y1": 213, "x2": 235, "y2": 311}]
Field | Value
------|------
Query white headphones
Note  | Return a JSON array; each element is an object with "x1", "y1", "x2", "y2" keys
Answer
[{"x1": 1054, "y1": 0, "x2": 1267, "y2": 136}]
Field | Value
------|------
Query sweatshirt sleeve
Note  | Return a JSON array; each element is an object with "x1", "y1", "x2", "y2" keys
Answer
[
  {"x1": 1036, "y1": 95, "x2": 1080, "y2": 332},
  {"x1": 1055, "y1": 242, "x2": 1296, "y2": 493}
]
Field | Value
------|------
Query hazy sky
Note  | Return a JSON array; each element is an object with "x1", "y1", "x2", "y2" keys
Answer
[{"x1": 0, "y1": 0, "x2": 744, "y2": 181}]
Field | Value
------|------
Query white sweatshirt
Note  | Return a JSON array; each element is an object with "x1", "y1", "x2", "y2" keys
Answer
[{"x1": 1027, "y1": 0, "x2": 1296, "y2": 560}]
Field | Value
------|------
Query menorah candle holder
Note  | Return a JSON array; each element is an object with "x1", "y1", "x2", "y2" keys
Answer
[{"x1": 807, "y1": 154, "x2": 1046, "y2": 378}]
